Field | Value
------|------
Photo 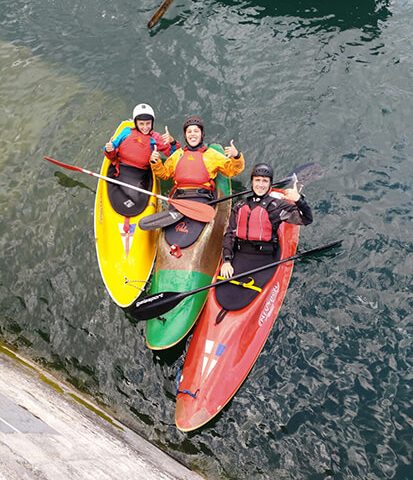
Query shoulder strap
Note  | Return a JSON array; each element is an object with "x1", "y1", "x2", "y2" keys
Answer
[{"x1": 260, "y1": 194, "x2": 278, "y2": 211}]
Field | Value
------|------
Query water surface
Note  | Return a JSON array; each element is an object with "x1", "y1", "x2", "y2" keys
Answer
[{"x1": 1, "y1": 1, "x2": 412, "y2": 478}]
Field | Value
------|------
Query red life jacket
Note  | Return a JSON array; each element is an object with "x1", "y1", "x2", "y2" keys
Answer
[
  {"x1": 116, "y1": 129, "x2": 152, "y2": 169},
  {"x1": 236, "y1": 202, "x2": 273, "y2": 242},
  {"x1": 174, "y1": 148, "x2": 212, "y2": 189}
]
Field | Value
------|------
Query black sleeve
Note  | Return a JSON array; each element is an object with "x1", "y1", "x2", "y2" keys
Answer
[
  {"x1": 295, "y1": 195, "x2": 313, "y2": 225},
  {"x1": 222, "y1": 203, "x2": 241, "y2": 261},
  {"x1": 267, "y1": 195, "x2": 313, "y2": 226}
]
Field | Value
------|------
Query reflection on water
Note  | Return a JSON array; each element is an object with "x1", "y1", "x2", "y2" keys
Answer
[
  {"x1": 54, "y1": 172, "x2": 96, "y2": 192},
  {"x1": 151, "y1": 1, "x2": 392, "y2": 47},
  {"x1": 219, "y1": 0, "x2": 392, "y2": 31}
]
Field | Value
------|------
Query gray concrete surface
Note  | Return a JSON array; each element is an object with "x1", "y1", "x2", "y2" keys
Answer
[{"x1": 0, "y1": 347, "x2": 203, "y2": 480}]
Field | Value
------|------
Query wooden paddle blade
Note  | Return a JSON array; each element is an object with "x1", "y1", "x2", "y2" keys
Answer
[
  {"x1": 168, "y1": 198, "x2": 216, "y2": 222},
  {"x1": 128, "y1": 291, "x2": 186, "y2": 320},
  {"x1": 138, "y1": 210, "x2": 184, "y2": 231}
]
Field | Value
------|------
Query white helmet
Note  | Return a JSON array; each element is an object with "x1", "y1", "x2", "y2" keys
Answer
[{"x1": 132, "y1": 103, "x2": 155, "y2": 121}]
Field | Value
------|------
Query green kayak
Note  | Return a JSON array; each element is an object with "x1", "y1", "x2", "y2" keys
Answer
[{"x1": 145, "y1": 169, "x2": 231, "y2": 350}]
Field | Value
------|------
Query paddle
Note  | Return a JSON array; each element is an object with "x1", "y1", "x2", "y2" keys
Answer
[
  {"x1": 43, "y1": 156, "x2": 216, "y2": 223},
  {"x1": 128, "y1": 240, "x2": 343, "y2": 320},
  {"x1": 148, "y1": 0, "x2": 174, "y2": 29},
  {"x1": 139, "y1": 162, "x2": 322, "y2": 230}
]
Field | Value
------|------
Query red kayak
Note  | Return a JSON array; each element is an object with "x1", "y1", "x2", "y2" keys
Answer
[{"x1": 175, "y1": 194, "x2": 300, "y2": 432}]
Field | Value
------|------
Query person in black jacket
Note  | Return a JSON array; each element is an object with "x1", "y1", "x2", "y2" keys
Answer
[{"x1": 220, "y1": 163, "x2": 313, "y2": 279}]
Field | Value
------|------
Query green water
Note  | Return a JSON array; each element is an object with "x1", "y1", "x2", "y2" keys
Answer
[{"x1": 1, "y1": 1, "x2": 412, "y2": 478}]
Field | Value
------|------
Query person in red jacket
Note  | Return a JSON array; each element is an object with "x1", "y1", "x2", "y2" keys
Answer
[
  {"x1": 220, "y1": 163, "x2": 313, "y2": 279},
  {"x1": 150, "y1": 115, "x2": 244, "y2": 194},
  {"x1": 104, "y1": 103, "x2": 180, "y2": 176}
]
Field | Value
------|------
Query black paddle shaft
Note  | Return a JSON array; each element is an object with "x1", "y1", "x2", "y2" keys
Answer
[
  {"x1": 139, "y1": 163, "x2": 321, "y2": 230},
  {"x1": 198, "y1": 162, "x2": 321, "y2": 207},
  {"x1": 208, "y1": 174, "x2": 293, "y2": 207},
  {"x1": 129, "y1": 240, "x2": 343, "y2": 320}
]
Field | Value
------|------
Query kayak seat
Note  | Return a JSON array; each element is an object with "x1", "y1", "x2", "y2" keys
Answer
[
  {"x1": 163, "y1": 189, "x2": 216, "y2": 249},
  {"x1": 215, "y1": 245, "x2": 281, "y2": 311},
  {"x1": 107, "y1": 164, "x2": 152, "y2": 217}
]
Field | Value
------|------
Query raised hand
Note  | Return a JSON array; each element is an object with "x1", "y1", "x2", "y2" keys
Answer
[
  {"x1": 284, "y1": 174, "x2": 301, "y2": 202},
  {"x1": 150, "y1": 145, "x2": 160, "y2": 164},
  {"x1": 162, "y1": 125, "x2": 174, "y2": 144},
  {"x1": 105, "y1": 141, "x2": 114, "y2": 152},
  {"x1": 224, "y1": 139, "x2": 239, "y2": 158}
]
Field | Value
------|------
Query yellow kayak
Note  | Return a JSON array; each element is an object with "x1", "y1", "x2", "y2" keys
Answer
[{"x1": 94, "y1": 120, "x2": 159, "y2": 307}]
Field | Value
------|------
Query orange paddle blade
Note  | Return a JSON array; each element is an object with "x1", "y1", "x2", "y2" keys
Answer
[{"x1": 168, "y1": 198, "x2": 216, "y2": 223}]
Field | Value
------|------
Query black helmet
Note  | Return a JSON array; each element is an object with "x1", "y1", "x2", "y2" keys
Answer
[
  {"x1": 251, "y1": 163, "x2": 273, "y2": 181},
  {"x1": 183, "y1": 115, "x2": 204, "y2": 133}
]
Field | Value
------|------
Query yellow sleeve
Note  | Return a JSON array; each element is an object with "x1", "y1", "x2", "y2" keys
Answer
[
  {"x1": 204, "y1": 149, "x2": 245, "y2": 179},
  {"x1": 150, "y1": 149, "x2": 182, "y2": 180}
]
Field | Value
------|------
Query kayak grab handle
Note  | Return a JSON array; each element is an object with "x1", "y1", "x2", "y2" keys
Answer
[
  {"x1": 175, "y1": 368, "x2": 199, "y2": 398},
  {"x1": 177, "y1": 388, "x2": 199, "y2": 399}
]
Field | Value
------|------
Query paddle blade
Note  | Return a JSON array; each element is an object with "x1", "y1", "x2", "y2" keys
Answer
[
  {"x1": 128, "y1": 291, "x2": 186, "y2": 320},
  {"x1": 289, "y1": 162, "x2": 323, "y2": 185},
  {"x1": 271, "y1": 176, "x2": 293, "y2": 189},
  {"x1": 139, "y1": 210, "x2": 184, "y2": 231},
  {"x1": 44, "y1": 155, "x2": 83, "y2": 173},
  {"x1": 270, "y1": 163, "x2": 323, "y2": 190},
  {"x1": 168, "y1": 198, "x2": 216, "y2": 222},
  {"x1": 300, "y1": 240, "x2": 343, "y2": 257}
]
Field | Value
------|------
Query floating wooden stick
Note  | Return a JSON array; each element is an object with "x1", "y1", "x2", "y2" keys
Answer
[{"x1": 148, "y1": 0, "x2": 174, "y2": 29}]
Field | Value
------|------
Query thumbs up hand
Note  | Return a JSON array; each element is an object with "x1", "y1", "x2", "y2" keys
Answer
[
  {"x1": 284, "y1": 174, "x2": 301, "y2": 202},
  {"x1": 105, "y1": 141, "x2": 114, "y2": 152},
  {"x1": 224, "y1": 139, "x2": 239, "y2": 158},
  {"x1": 162, "y1": 125, "x2": 174, "y2": 144},
  {"x1": 150, "y1": 145, "x2": 160, "y2": 165}
]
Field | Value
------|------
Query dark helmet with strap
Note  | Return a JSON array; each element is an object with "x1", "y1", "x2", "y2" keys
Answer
[
  {"x1": 183, "y1": 115, "x2": 204, "y2": 133},
  {"x1": 251, "y1": 163, "x2": 273, "y2": 182}
]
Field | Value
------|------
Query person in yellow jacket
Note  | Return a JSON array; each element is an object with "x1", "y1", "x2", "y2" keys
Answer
[{"x1": 149, "y1": 115, "x2": 244, "y2": 193}]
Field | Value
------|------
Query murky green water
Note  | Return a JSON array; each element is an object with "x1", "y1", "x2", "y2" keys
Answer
[{"x1": 1, "y1": 1, "x2": 412, "y2": 478}]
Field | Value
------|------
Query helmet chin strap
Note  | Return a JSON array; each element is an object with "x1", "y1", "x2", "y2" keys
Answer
[
  {"x1": 252, "y1": 192, "x2": 268, "y2": 201},
  {"x1": 251, "y1": 180, "x2": 271, "y2": 198},
  {"x1": 184, "y1": 128, "x2": 205, "y2": 149},
  {"x1": 185, "y1": 141, "x2": 204, "y2": 151}
]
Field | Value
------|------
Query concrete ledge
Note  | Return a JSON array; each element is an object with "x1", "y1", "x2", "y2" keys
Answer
[{"x1": 0, "y1": 347, "x2": 203, "y2": 480}]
